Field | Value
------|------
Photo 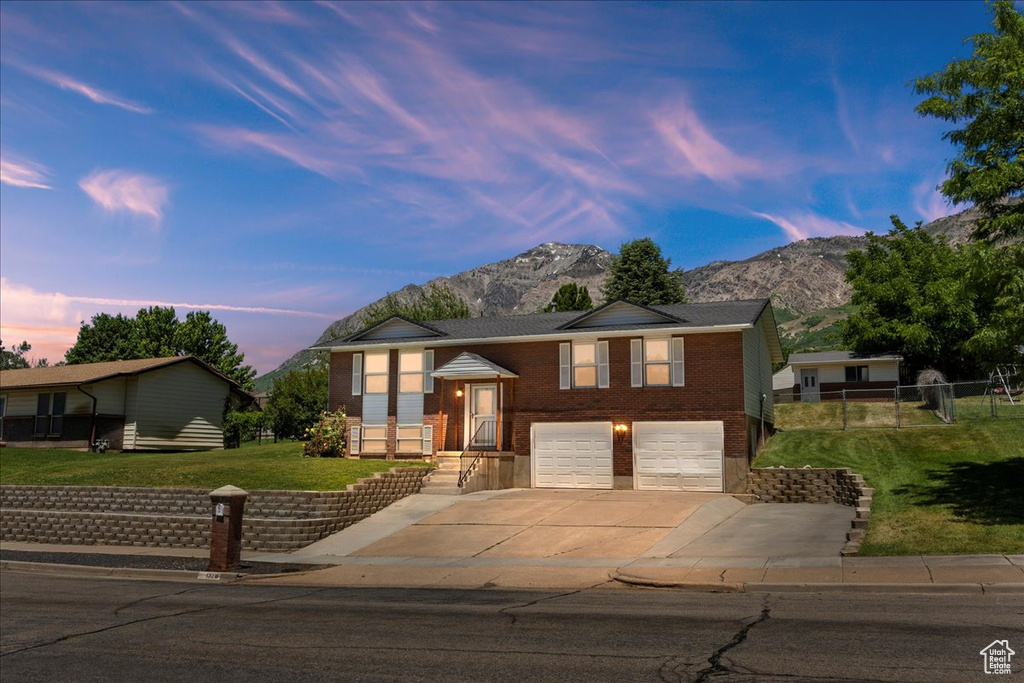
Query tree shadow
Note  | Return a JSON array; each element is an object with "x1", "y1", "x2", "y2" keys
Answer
[{"x1": 894, "y1": 458, "x2": 1024, "y2": 525}]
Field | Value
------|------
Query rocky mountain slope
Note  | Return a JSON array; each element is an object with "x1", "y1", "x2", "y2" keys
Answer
[{"x1": 255, "y1": 204, "x2": 994, "y2": 389}]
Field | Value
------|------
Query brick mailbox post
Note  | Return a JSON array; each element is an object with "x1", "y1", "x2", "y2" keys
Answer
[{"x1": 208, "y1": 485, "x2": 248, "y2": 572}]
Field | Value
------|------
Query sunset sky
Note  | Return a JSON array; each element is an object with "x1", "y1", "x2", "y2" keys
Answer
[{"x1": 0, "y1": 1, "x2": 993, "y2": 374}]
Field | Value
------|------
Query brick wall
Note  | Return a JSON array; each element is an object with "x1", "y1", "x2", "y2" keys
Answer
[
  {"x1": 747, "y1": 467, "x2": 874, "y2": 555},
  {"x1": 0, "y1": 467, "x2": 431, "y2": 552},
  {"x1": 330, "y1": 332, "x2": 754, "y2": 491}
]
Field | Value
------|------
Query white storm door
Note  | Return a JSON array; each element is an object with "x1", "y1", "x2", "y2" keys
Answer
[
  {"x1": 633, "y1": 422, "x2": 724, "y2": 492},
  {"x1": 800, "y1": 369, "x2": 820, "y2": 402},
  {"x1": 470, "y1": 384, "x2": 497, "y2": 448},
  {"x1": 532, "y1": 422, "x2": 613, "y2": 489}
]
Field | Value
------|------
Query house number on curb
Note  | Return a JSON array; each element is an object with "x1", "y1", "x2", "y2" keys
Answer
[{"x1": 197, "y1": 572, "x2": 221, "y2": 581}]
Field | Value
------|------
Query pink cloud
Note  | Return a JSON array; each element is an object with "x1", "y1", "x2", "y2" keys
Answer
[
  {"x1": 651, "y1": 105, "x2": 768, "y2": 185},
  {"x1": 913, "y1": 177, "x2": 955, "y2": 223},
  {"x1": 752, "y1": 210, "x2": 866, "y2": 242},
  {"x1": 79, "y1": 170, "x2": 170, "y2": 221},
  {"x1": 15, "y1": 63, "x2": 153, "y2": 114},
  {"x1": 0, "y1": 155, "x2": 52, "y2": 189}
]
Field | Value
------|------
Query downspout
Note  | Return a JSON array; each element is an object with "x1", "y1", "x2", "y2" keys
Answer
[{"x1": 78, "y1": 384, "x2": 98, "y2": 450}]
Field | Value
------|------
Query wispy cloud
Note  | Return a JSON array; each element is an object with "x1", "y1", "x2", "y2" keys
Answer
[
  {"x1": 831, "y1": 74, "x2": 860, "y2": 155},
  {"x1": 15, "y1": 63, "x2": 154, "y2": 114},
  {"x1": 751, "y1": 210, "x2": 866, "y2": 242},
  {"x1": 913, "y1": 177, "x2": 955, "y2": 223},
  {"x1": 651, "y1": 104, "x2": 767, "y2": 185},
  {"x1": 0, "y1": 155, "x2": 52, "y2": 189},
  {"x1": 79, "y1": 170, "x2": 170, "y2": 221}
]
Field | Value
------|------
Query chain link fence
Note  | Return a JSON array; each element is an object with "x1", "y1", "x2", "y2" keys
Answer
[{"x1": 775, "y1": 380, "x2": 1024, "y2": 430}]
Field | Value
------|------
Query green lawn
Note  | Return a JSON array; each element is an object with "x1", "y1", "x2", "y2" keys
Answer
[
  {"x1": 755, "y1": 420, "x2": 1024, "y2": 555},
  {"x1": 0, "y1": 442, "x2": 430, "y2": 491}
]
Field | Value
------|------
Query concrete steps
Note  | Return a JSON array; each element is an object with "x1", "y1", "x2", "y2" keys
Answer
[{"x1": 420, "y1": 453, "x2": 483, "y2": 495}]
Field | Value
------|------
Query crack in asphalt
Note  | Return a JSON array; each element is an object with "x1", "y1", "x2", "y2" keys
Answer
[
  {"x1": 113, "y1": 586, "x2": 208, "y2": 616},
  {"x1": 497, "y1": 582, "x2": 608, "y2": 626},
  {"x1": 660, "y1": 596, "x2": 772, "y2": 683},
  {"x1": 1, "y1": 587, "x2": 331, "y2": 658}
]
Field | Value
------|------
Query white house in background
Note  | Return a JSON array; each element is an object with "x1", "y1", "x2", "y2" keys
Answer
[
  {"x1": 0, "y1": 357, "x2": 253, "y2": 451},
  {"x1": 786, "y1": 351, "x2": 902, "y2": 402},
  {"x1": 772, "y1": 364, "x2": 795, "y2": 401}
]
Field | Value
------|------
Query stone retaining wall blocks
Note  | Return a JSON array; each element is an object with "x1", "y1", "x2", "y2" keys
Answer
[{"x1": 0, "y1": 467, "x2": 430, "y2": 552}]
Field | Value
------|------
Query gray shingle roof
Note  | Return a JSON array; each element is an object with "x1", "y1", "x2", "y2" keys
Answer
[
  {"x1": 788, "y1": 351, "x2": 902, "y2": 364},
  {"x1": 314, "y1": 299, "x2": 771, "y2": 349}
]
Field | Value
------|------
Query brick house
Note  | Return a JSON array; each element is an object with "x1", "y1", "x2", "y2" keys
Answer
[
  {"x1": 316, "y1": 299, "x2": 783, "y2": 494},
  {"x1": 0, "y1": 357, "x2": 252, "y2": 451}
]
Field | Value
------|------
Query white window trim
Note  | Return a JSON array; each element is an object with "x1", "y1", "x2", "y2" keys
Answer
[
  {"x1": 572, "y1": 341, "x2": 599, "y2": 389},
  {"x1": 398, "y1": 349, "x2": 425, "y2": 394},
  {"x1": 643, "y1": 338, "x2": 672, "y2": 387},
  {"x1": 396, "y1": 423, "x2": 423, "y2": 452},
  {"x1": 360, "y1": 424, "x2": 388, "y2": 453},
  {"x1": 363, "y1": 350, "x2": 389, "y2": 394}
]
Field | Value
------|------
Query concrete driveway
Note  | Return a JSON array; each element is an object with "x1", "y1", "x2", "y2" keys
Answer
[{"x1": 257, "y1": 488, "x2": 855, "y2": 566}]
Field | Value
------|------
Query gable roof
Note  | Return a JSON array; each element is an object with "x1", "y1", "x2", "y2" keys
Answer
[
  {"x1": 432, "y1": 352, "x2": 518, "y2": 379},
  {"x1": 557, "y1": 300, "x2": 683, "y2": 330},
  {"x1": 788, "y1": 351, "x2": 902, "y2": 365},
  {"x1": 0, "y1": 356, "x2": 248, "y2": 395},
  {"x1": 314, "y1": 299, "x2": 775, "y2": 352},
  {"x1": 344, "y1": 315, "x2": 446, "y2": 342}
]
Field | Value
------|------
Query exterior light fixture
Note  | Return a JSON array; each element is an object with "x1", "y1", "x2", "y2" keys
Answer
[
  {"x1": 614, "y1": 423, "x2": 629, "y2": 443},
  {"x1": 456, "y1": 389, "x2": 464, "y2": 398}
]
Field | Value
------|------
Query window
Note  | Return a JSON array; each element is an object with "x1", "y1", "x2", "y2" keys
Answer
[
  {"x1": 364, "y1": 351, "x2": 389, "y2": 394},
  {"x1": 644, "y1": 339, "x2": 671, "y2": 386},
  {"x1": 35, "y1": 392, "x2": 66, "y2": 436},
  {"x1": 361, "y1": 425, "x2": 387, "y2": 453},
  {"x1": 399, "y1": 350, "x2": 424, "y2": 393},
  {"x1": 0, "y1": 394, "x2": 7, "y2": 439},
  {"x1": 397, "y1": 425, "x2": 422, "y2": 452},
  {"x1": 845, "y1": 366, "x2": 869, "y2": 382},
  {"x1": 572, "y1": 342, "x2": 598, "y2": 388}
]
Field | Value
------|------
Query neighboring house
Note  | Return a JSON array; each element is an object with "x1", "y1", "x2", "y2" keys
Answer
[
  {"x1": 314, "y1": 299, "x2": 783, "y2": 494},
  {"x1": 772, "y1": 364, "x2": 795, "y2": 401},
  {"x1": 787, "y1": 351, "x2": 902, "y2": 402},
  {"x1": 0, "y1": 357, "x2": 252, "y2": 451}
]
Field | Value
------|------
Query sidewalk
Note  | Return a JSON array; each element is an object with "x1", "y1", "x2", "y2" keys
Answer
[{"x1": 2, "y1": 541, "x2": 1021, "y2": 593}]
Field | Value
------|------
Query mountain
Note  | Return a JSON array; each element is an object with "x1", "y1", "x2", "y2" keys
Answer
[{"x1": 255, "y1": 204, "x2": 997, "y2": 390}]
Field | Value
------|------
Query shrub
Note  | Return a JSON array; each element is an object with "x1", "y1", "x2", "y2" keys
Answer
[
  {"x1": 223, "y1": 410, "x2": 265, "y2": 448},
  {"x1": 302, "y1": 409, "x2": 347, "y2": 458}
]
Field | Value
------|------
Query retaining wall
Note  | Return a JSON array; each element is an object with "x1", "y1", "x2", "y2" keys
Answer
[
  {"x1": 0, "y1": 467, "x2": 431, "y2": 552},
  {"x1": 747, "y1": 467, "x2": 873, "y2": 556}
]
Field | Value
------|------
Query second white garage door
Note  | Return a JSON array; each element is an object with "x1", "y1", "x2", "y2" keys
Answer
[
  {"x1": 633, "y1": 421, "x2": 724, "y2": 492},
  {"x1": 532, "y1": 422, "x2": 613, "y2": 489}
]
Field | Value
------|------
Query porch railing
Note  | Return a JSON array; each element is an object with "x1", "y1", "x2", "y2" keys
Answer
[{"x1": 458, "y1": 422, "x2": 488, "y2": 489}]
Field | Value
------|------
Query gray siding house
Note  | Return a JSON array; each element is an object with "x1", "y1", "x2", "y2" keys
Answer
[{"x1": 0, "y1": 357, "x2": 252, "y2": 451}]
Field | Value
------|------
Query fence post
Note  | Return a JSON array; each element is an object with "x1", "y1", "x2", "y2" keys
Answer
[
  {"x1": 842, "y1": 390, "x2": 847, "y2": 430},
  {"x1": 895, "y1": 387, "x2": 901, "y2": 429},
  {"x1": 949, "y1": 383, "x2": 956, "y2": 424}
]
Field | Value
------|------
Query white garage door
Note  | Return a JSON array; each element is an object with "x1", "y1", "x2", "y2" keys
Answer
[
  {"x1": 633, "y1": 421, "x2": 724, "y2": 492},
  {"x1": 532, "y1": 422, "x2": 613, "y2": 489}
]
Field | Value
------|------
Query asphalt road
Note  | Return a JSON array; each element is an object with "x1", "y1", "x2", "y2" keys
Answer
[{"x1": 1, "y1": 574, "x2": 1021, "y2": 682}]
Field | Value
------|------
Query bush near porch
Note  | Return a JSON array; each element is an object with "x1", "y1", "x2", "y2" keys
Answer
[
  {"x1": 0, "y1": 441, "x2": 427, "y2": 491},
  {"x1": 755, "y1": 420, "x2": 1024, "y2": 555}
]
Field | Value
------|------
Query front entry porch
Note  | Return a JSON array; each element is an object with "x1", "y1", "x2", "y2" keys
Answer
[{"x1": 431, "y1": 352, "x2": 518, "y2": 454}]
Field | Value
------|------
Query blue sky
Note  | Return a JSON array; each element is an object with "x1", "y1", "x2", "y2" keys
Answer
[{"x1": 0, "y1": 1, "x2": 996, "y2": 373}]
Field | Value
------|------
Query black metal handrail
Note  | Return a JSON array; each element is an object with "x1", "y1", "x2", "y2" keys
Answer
[{"x1": 458, "y1": 422, "x2": 490, "y2": 488}]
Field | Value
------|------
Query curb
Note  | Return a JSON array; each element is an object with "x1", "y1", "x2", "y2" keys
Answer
[
  {"x1": 0, "y1": 560, "x2": 243, "y2": 584},
  {"x1": 613, "y1": 571, "x2": 1024, "y2": 595}
]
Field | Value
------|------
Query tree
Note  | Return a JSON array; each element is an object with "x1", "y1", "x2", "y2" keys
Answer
[
  {"x1": 264, "y1": 364, "x2": 329, "y2": 440},
  {"x1": 64, "y1": 313, "x2": 138, "y2": 365},
  {"x1": 603, "y1": 238, "x2": 687, "y2": 306},
  {"x1": 174, "y1": 311, "x2": 256, "y2": 389},
  {"x1": 838, "y1": 216, "x2": 1023, "y2": 379},
  {"x1": 1, "y1": 340, "x2": 31, "y2": 369},
  {"x1": 64, "y1": 307, "x2": 256, "y2": 390},
  {"x1": 357, "y1": 283, "x2": 471, "y2": 330},
  {"x1": 913, "y1": 0, "x2": 1024, "y2": 240},
  {"x1": 546, "y1": 283, "x2": 593, "y2": 312}
]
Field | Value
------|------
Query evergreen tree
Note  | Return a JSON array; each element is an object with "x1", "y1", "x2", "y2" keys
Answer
[
  {"x1": 547, "y1": 283, "x2": 593, "y2": 312},
  {"x1": 603, "y1": 238, "x2": 686, "y2": 306}
]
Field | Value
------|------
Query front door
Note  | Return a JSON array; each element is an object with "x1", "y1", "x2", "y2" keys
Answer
[
  {"x1": 470, "y1": 384, "x2": 497, "y2": 448},
  {"x1": 800, "y1": 369, "x2": 820, "y2": 402}
]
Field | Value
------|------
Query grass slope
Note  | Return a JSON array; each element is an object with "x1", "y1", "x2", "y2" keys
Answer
[
  {"x1": 0, "y1": 442, "x2": 428, "y2": 491},
  {"x1": 755, "y1": 420, "x2": 1024, "y2": 555}
]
